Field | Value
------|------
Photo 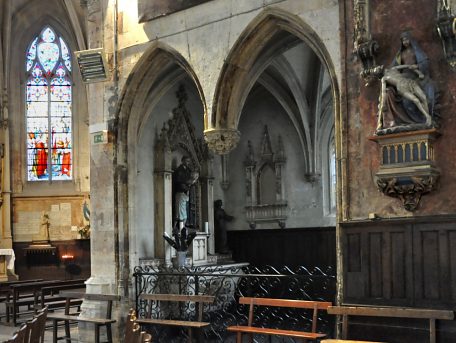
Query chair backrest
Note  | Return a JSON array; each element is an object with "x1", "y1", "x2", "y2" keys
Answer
[
  {"x1": 140, "y1": 332, "x2": 152, "y2": 343},
  {"x1": 139, "y1": 294, "x2": 215, "y2": 322},
  {"x1": 5, "y1": 323, "x2": 28, "y2": 343},
  {"x1": 125, "y1": 308, "x2": 152, "y2": 343},
  {"x1": 28, "y1": 306, "x2": 48, "y2": 343}
]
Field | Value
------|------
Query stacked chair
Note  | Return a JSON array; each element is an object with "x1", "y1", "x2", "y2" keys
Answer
[
  {"x1": 4, "y1": 306, "x2": 48, "y2": 343},
  {"x1": 125, "y1": 309, "x2": 152, "y2": 343}
]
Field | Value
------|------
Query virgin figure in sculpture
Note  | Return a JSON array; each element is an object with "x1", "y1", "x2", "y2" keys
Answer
[{"x1": 377, "y1": 32, "x2": 436, "y2": 134}]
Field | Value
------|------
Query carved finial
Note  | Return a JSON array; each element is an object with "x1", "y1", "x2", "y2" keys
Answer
[
  {"x1": 274, "y1": 135, "x2": 286, "y2": 162},
  {"x1": 244, "y1": 140, "x2": 255, "y2": 166},
  {"x1": 260, "y1": 125, "x2": 273, "y2": 161},
  {"x1": 176, "y1": 84, "x2": 187, "y2": 107}
]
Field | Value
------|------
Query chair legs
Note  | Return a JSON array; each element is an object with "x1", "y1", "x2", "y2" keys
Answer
[
  {"x1": 106, "y1": 323, "x2": 113, "y2": 343},
  {"x1": 51, "y1": 321, "x2": 113, "y2": 343},
  {"x1": 64, "y1": 320, "x2": 71, "y2": 343}
]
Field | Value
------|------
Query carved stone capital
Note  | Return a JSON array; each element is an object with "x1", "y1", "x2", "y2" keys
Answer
[
  {"x1": 204, "y1": 128, "x2": 240, "y2": 155},
  {"x1": 376, "y1": 175, "x2": 439, "y2": 211}
]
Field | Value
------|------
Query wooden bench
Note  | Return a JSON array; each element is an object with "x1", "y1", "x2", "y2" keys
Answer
[
  {"x1": 136, "y1": 294, "x2": 215, "y2": 343},
  {"x1": 327, "y1": 305, "x2": 455, "y2": 343},
  {"x1": 0, "y1": 279, "x2": 44, "y2": 321},
  {"x1": 0, "y1": 279, "x2": 43, "y2": 301},
  {"x1": 47, "y1": 291, "x2": 121, "y2": 343},
  {"x1": 227, "y1": 297, "x2": 332, "y2": 343},
  {"x1": 38, "y1": 283, "x2": 86, "y2": 312},
  {"x1": 5, "y1": 279, "x2": 86, "y2": 325}
]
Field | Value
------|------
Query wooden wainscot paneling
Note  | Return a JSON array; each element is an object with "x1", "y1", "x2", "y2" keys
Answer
[
  {"x1": 412, "y1": 222, "x2": 456, "y2": 307},
  {"x1": 343, "y1": 222, "x2": 413, "y2": 305},
  {"x1": 342, "y1": 217, "x2": 456, "y2": 309},
  {"x1": 227, "y1": 227, "x2": 336, "y2": 269}
]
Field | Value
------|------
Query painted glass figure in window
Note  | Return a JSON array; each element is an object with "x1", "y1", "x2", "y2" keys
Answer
[{"x1": 26, "y1": 26, "x2": 72, "y2": 181}]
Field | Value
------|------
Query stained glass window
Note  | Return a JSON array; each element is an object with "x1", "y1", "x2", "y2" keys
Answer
[{"x1": 26, "y1": 26, "x2": 72, "y2": 181}]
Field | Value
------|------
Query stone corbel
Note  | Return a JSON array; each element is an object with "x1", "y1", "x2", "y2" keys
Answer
[
  {"x1": 436, "y1": 0, "x2": 456, "y2": 69},
  {"x1": 377, "y1": 175, "x2": 439, "y2": 212},
  {"x1": 204, "y1": 128, "x2": 240, "y2": 155},
  {"x1": 353, "y1": 0, "x2": 381, "y2": 84}
]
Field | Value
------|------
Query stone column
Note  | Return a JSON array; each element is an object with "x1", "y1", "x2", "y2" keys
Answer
[
  {"x1": 154, "y1": 132, "x2": 173, "y2": 266},
  {"x1": 79, "y1": 0, "x2": 119, "y2": 342},
  {"x1": 0, "y1": 0, "x2": 14, "y2": 282},
  {"x1": 200, "y1": 177, "x2": 214, "y2": 254}
]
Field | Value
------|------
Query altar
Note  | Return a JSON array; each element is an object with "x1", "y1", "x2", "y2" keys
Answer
[{"x1": 0, "y1": 249, "x2": 16, "y2": 281}]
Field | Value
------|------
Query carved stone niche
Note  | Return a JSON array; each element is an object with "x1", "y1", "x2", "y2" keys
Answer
[
  {"x1": 369, "y1": 129, "x2": 440, "y2": 211},
  {"x1": 244, "y1": 125, "x2": 287, "y2": 228},
  {"x1": 154, "y1": 85, "x2": 214, "y2": 265}
]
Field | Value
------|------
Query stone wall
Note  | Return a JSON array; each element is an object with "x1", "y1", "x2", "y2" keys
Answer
[{"x1": 343, "y1": 0, "x2": 456, "y2": 219}]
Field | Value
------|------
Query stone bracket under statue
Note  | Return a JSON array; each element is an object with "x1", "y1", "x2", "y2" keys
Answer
[{"x1": 369, "y1": 129, "x2": 440, "y2": 211}]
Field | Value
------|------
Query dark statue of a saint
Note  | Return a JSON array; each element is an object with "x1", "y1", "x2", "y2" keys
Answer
[
  {"x1": 377, "y1": 32, "x2": 437, "y2": 134},
  {"x1": 214, "y1": 199, "x2": 233, "y2": 254}
]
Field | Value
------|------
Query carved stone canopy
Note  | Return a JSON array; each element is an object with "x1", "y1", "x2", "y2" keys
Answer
[
  {"x1": 156, "y1": 85, "x2": 207, "y2": 169},
  {"x1": 369, "y1": 129, "x2": 440, "y2": 211},
  {"x1": 244, "y1": 125, "x2": 287, "y2": 228}
]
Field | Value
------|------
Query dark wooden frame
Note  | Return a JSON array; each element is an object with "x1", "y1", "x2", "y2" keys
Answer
[
  {"x1": 227, "y1": 297, "x2": 332, "y2": 343},
  {"x1": 327, "y1": 305, "x2": 454, "y2": 343}
]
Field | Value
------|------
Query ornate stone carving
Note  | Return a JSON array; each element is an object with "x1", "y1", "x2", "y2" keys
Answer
[
  {"x1": 155, "y1": 85, "x2": 209, "y2": 235},
  {"x1": 377, "y1": 175, "x2": 438, "y2": 212},
  {"x1": 353, "y1": 0, "x2": 381, "y2": 84},
  {"x1": 370, "y1": 129, "x2": 440, "y2": 211},
  {"x1": 204, "y1": 128, "x2": 240, "y2": 155},
  {"x1": 376, "y1": 32, "x2": 438, "y2": 135},
  {"x1": 436, "y1": 0, "x2": 456, "y2": 69},
  {"x1": 244, "y1": 125, "x2": 287, "y2": 228}
]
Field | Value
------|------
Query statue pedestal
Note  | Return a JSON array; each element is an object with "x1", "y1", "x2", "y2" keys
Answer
[
  {"x1": 369, "y1": 129, "x2": 440, "y2": 211},
  {"x1": 191, "y1": 232, "x2": 209, "y2": 266}
]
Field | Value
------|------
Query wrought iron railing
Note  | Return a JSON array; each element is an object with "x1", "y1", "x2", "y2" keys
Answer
[{"x1": 133, "y1": 264, "x2": 336, "y2": 342}]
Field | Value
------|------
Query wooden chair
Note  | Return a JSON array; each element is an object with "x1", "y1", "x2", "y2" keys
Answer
[
  {"x1": 30, "y1": 306, "x2": 48, "y2": 343},
  {"x1": 125, "y1": 308, "x2": 152, "y2": 343},
  {"x1": 47, "y1": 292, "x2": 121, "y2": 343},
  {"x1": 137, "y1": 294, "x2": 215, "y2": 343},
  {"x1": 227, "y1": 297, "x2": 332, "y2": 343},
  {"x1": 4, "y1": 323, "x2": 29, "y2": 343}
]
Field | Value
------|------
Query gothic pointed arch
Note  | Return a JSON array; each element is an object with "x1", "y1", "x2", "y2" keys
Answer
[
  {"x1": 116, "y1": 42, "x2": 207, "y2": 154},
  {"x1": 208, "y1": 8, "x2": 341, "y2": 165},
  {"x1": 114, "y1": 42, "x2": 208, "y2": 269}
]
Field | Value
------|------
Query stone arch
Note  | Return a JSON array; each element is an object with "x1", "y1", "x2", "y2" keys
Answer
[
  {"x1": 117, "y1": 42, "x2": 207, "y2": 155},
  {"x1": 114, "y1": 42, "x2": 207, "y2": 272},
  {"x1": 209, "y1": 8, "x2": 341, "y2": 161}
]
